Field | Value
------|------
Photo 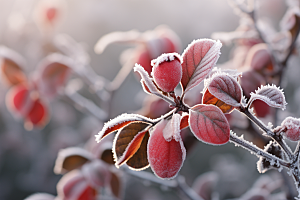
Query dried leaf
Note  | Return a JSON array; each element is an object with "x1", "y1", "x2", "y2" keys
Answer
[
  {"x1": 257, "y1": 141, "x2": 283, "y2": 173},
  {"x1": 113, "y1": 122, "x2": 150, "y2": 168},
  {"x1": 249, "y1": 84, "x2": 287, "y2": 110},
  {"x1": 1, "y1": 58, "x2": 27, "y2": 86},
  {"x1": 207, "y1": 74, "x2": 242, "y2": 107},
  {"x1": 100, "y1": 149, "x2": 115, "y2": 165},
  {"x1": 189, "y1": 104, "x2": 230, "y2": 145},
  {"x1": 54, "y1": 147, "x2": 93, "y2": 174},
  {"x1": 96, "y1": 113, "x2": 153, "y2": 142},
  {"x1": 126, "y1": 131, "x2": 150, "y2": 170},
  {"x1": 181, "y1": 39, "x2": 222, "y2": 94},
  {"x1": 148, "y1": 120, "x2": 186, "y2": 179},
  {"x1": 110, "y1": 172, "x2": 122, "y2": 199},
  {"x1": 202, "y1": 88, "x2": 234, "y2": 114}
]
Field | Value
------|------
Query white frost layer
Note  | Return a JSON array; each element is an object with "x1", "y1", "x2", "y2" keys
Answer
[
  {"x1": 95, "y1": 112, "x2": 153, "y2": 142},
  {"x1": 163, "y1": 113, "x2": 181, "y2": 142},
  {"x1": 150, "y1": 52, "x2": 182, "y2": 68},
  {"x1": 281, "y1": 117, "x2": 300, "y2": 130},
  {"x1": 249, "y1": 84, "x2": 287, "y2": 110}
]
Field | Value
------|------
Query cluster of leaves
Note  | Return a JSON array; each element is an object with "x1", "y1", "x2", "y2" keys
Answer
[{"x1": 0, "y1": 47, "x2": 72, "y2": 130}]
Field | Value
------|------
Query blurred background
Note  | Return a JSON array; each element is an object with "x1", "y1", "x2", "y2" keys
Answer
[{"x1": 0, "y1": 0, "x2": 298, "y2": 199}]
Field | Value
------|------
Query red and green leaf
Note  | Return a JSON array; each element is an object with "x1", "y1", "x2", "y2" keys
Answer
[{"x1": 189, "y1": 104, "x2": 230, "y2": 145}]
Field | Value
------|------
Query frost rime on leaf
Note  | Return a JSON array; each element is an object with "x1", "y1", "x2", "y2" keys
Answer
[
  {"x1": 207, "y1": 73, "x2": 242, "y2": 107},
  {"x1": 163, "y1": 113, "x2": 181, "y2": 142},
  {"x1": 147, "y1": 120, "x2": 186, "y2": 179},
  {"x1": 95, "y1": 113, "x2": 153, "y2": 142},
  {"x1": 181, "y1": 39, "x2": 222, "y2": 94},
  {"x1": 249, "y1": 84, "x2": 287, "y2": 110},
  {"x1": 256, "y1": 141, "x2": 283, "y2": 173}
]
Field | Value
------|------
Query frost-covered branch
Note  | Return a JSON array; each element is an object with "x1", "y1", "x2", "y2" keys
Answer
[{"x1": 229, "y1": 131, "x2": 290, "y2": 168}]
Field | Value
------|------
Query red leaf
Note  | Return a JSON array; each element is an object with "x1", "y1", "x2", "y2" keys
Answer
[
  {"x1": 6, "y1": 84, "x2": 33, "y2": 117},
  {"x1": 96, "y1": 113, "x2": 153, "y2": 142},
  {"x1": 189, "y1": 104, "x2": 230, "y2": 145},
  {"x1": 180, "y1": 114, "x2": 189, "y2": 130},
  {"x1": 148, "y1": 120, "x2": 186, "y2": 179},
  {"x1": 181, "y1": 39, "x2": 222, "y2": 94},
  {"x1": 24, "y1": 99, "x2": 49, "y2": 130},
  {"x1": 207, "y1": 74, "x2": 242, "y2": 107},
  {"x1": 249, "y1": 84, "x2": 286, "y2": 110},
  {"x1": 57, "y1": 170, "x2": 97, "y2": 200}
]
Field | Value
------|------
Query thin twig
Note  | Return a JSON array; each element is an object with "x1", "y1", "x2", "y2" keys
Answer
[
  {"x1": 229, "y1": 132, "x2": 290, "y2": 168},
  {"x1": 124, "y1": 168, "x2": 203, "y2": 200},
  {"x1": 240, "y1": 107, "x2": 294, "y2": 161}
]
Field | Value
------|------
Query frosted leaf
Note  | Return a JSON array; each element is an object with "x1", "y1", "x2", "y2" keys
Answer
[
  {"x1": 181, "y1": 39, "x2": 222, "y2": 94},
  {"x1": 94, "y1": 30, "x2": 142, "y2": 54},
  {"x1": 281, "y1": 117, "x2": 300, "y2": 141},
  {"x1": 95, "y1": 113, "x2": 153, "y2": 142},
  {"x1": 112, "y1": 122, "x2": 150, "y2": 169},
  {"x1": 207, "y1": 73, "x2": 242, "y2": 107},
  {"x1": 249, "y1": 84, "x2": 287, "y2": 110},
  {"x1": 54, "y1": 147, "x2": 93, "y2": 174},
  {"x1": 189, "y1": 104, "x2": 230, "y2": 145},
  {"x1": 163, "y1": 113, "x2": 181, "y2": 142},
  {"x1": 150, "y1": 52, "x2": 182, "y2": 68},
  {"x1": 147, "y1": 120, "x2": 186, "y2": 180},
  {"x1": 135, "y1": 64, "x2": 166, "y2": 94},
  {"x1": 256, "y1": 141, "x2": 283, "y2": 173}
]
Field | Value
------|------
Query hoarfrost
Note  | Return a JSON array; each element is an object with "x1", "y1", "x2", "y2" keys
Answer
[
  {"x1": 150, "y1": 53, "x2": 182, "y2": 68},
  {"x1": 249, "y1": 84, "x2": 287, "y2": 110},
  {"x1": 95, "y1": 113, "x2": 153, "y2": 142}
]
